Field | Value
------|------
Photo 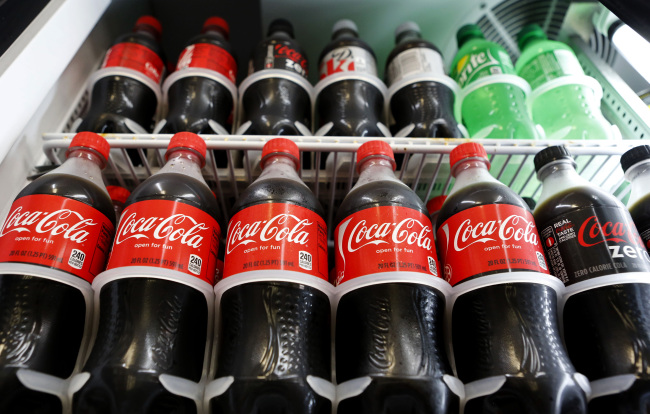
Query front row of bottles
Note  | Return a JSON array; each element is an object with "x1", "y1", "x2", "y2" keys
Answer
[{"x1": 3, "y1": 132, "x2": 650, "y2": 413}]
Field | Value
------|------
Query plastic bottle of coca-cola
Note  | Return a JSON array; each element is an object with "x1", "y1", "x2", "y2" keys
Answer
[
  {"x1": 208, "y1": 138, "x2": 332, "y2": 414},
  {"x1": 77, "y1": 16, "x2": 165, "y2": 134},
  {"x1": 157, "y1": 17, "x2": 237, "y2": 135},
  {"x1": 107, "y1": 185, "x2": 130, "y2": 220},
  {"x1": 237, "y1": 18, "x2": 312, "y2": 136},
  {"x1": 333, "y1": 141, "x2": 460, "y2": 414},
  {"x1": 623, "y1": 145, "x2": 650, "y2": 250},
  {"x1": 436, "y1": 143, "x2": 588, "y2": 413},
  {"x1": 0, "y1": 132, "x2": 115, "y2": 413},
  {"x1": 72, "y1": 132, "x2": 221, "y2": 413},
  {"x1": 535, "y1": 145, "x2": 650, "y2": 413},
  {"x1": 426, "y1": 195, "x2": 447, "y2": 238}
]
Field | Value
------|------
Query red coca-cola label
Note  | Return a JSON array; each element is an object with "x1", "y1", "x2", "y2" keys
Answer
[
  {"x1": 223, "y1": 204, "x2": 328, "y2": 280},
  {"x1": 538, "y1": 206, "x2": 650, "y2": 285},
  {"x1": 437, "y1": 204, "x2": 549, "y2": 286},
  {"x1": 334, "y1": 206, "x2": 439, "y2": 286},
  {"x1": 107, "y1": 200, "x2": 220, "y2": 285},
  {"x1": 176, "y1": 43, "x2": 237, "y2": 83},
  {"x1": 0, "y1": 195, "x2": 114, "y2": 283},
  {"x1": 101, "y1": 42, "x2": 164, "y2": 84}
]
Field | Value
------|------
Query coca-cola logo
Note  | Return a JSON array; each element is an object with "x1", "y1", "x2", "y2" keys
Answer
[
  {"x1": 226, "y1": 213, "x2": 312, "y2": 254},
  {"x1": 441, "y1": 214, "x2": 538, "y2": 252},
  {"x1": 337, "y1": 216, "x2": 432, "y2": 269},
  {"x1": 274, "y1": 44, "x2": 306, "y2": 69},
  {"x1": 115, "y1": 212, "x2": 208, "y2": 248},
  {"x1": 0, "y1": 206, "x2": 97, "y2": 243},
  {"x1": 577, "y1": 215, "x2": 641, "y2": 247}
]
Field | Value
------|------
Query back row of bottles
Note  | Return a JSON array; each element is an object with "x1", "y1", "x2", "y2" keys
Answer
[{"x1": 75, "y1": 15, "x2": 617, "y2": 145}]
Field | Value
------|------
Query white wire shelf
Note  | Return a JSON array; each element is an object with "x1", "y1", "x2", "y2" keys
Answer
[{"x1": 42, "y1": 133, "x2": 641, "y2": 235}]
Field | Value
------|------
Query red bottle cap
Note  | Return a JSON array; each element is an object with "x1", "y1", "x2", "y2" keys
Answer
[
  {"x1": 203, "y1": 16, "x2": 230, "y2": 39},
  {"x1": 66, "y1": 131, "x2": 110, "y2": 162},
  {"x1": 450, "y1": 142, "x2": 490, "y2": 171},
  {"x1": 426, "y1": 195, "x2": 447, "y2": 215},
  {"x1": 135, "y1": 16, "x2": 163, "y2": 37},
  {"x1": 261, "y1": 138, "x2": 300, "y2": 169},
  {"x1": 107, "y1": 185, "x2": 131, "y2": 204},
  {"x1": 165, "y1": 132, "x2": 207, "y2": 167},
  {"x1": 356, "y1": 141, "x2": 396, "y2": 172}
]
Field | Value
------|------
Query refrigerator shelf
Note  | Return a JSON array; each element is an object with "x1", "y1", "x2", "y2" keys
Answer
[{"x1": 43, "y1": 132, "x2": 639, "y2": 233}]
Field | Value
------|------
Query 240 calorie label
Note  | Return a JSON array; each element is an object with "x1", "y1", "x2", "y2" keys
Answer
[
  {"x1": 107, "y1": 200, "x2": 220, "y2": 285},
  {"x1": 334, "y1": 206, "x2": 439, "y2": 286},
  {"x1": 224, "y1": 203, "x2": 328, "y2": 280},
  {"x1": 437, "y1": 204, "x2": 548, "y2": 286},
  {"x1": 0, "y1": 194, "x2": 114, "y2": 283},
  {"x1": 102, "y1": 42, "x2": 164, "y2": 84},
  {"x1": 538, "y1": 205, "x2": 650, "y2": 286}
]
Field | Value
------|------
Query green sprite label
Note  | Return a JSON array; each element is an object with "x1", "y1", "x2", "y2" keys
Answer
[{"x1": 453, "y1": 47, "x2": 514, "y2": 88}]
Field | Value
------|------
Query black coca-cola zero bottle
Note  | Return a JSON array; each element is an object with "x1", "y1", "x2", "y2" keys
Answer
[
  {"x1": 315, "y1": 19, "x2": 388, "y2": 137},
  {"x1": 77, "y1": 16, "x2": 164, "y2": 134},
  {"x1": 208, "y1": 138, "x2": 332, "y2": 414},
  {"x1": 0, "y1": 132, "x2": 115, "y2": 413},
  {"x1": 334, "y1": 141, "x2": 459, "y2": 414},
  {"x1": 72, "y1": 132, "x2": 221, "y2": 414},
  {"x1": 386, "y1": 22, "x2": 461, "y2": 138},
  {"x1": 534, "y1": 145, "x2": 650, "y2": 413},
  {"x1": 237, "y1": 19, "x2": 312, "y2": 136},
  {"x1": 436, "y1": 143, "x2": 588, "y2": 413},
  {"x1": 158, "y1": 17, "x2": 237, "y2": 135}
]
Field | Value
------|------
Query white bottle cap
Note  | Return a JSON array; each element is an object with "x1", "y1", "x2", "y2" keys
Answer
[
  {"x1": 332, "y1": 19, "x2": 358, "y2": 35},
  {"x1": 395, "y1": 21, "x2": 421, "y2": 38}
]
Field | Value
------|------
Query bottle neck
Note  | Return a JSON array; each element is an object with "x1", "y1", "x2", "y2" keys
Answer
[
  {"x1": 354, "y1": 157, "x2": 400, "y2": 189},
  {"x1": 448, "y1": 158, "x2": 496, "y2": 197},
  {"x1": 204, "y1": 28, "x2": 228, "y2": 40},
  {"x1": 257, "y1": 155, "x2": 304, "y2": 185},
  {"x1": 134, "y1": 25, "x2": 160, "y2": 42},
  {"x1": 626, "y1": 160, "x2": 650, "y2": 207},
  {"x1": 459, "y1": 34, "x2": 483, "y2": 48},
  {"x1": 160, "y1": 150, "x2": 208, "y2": 184},
  {"x1": 396, "y1": 30, "x2": 421, "y2": 45},
  {"x1": 535, "y1": 159, "x2": 588, "y2": 209},
  {"x1": 50, "y1": 149, "x2": 107, "y2": 191},
  {"x1": 269, "y1": 30, "x2": 293, "y2": 40},
  {"x1": 333, "y1": 28, "x2": 357, "y2": 41}
]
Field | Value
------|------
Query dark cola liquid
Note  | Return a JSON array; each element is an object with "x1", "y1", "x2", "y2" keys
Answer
[
  {"x1": 159, "y1": 76, "x2": 233, "y2": 134},
  {"x1": 73, "y1": 173, "x2": 218, "y2": 414},
  {"x1": 160, "y1": 32, "x2": 235, "y2": 135},
  {"x1": 334, "y1": 180, "x2": 458, "y2": 414},
  {"x1": 386, "y1": 40, "x2": 461, "y2": 138},
  {"x1": 390, "y1": 82, "x2": 460, "y2": 138},
  {"x1": 211, "y1": 177, "x2": 332, "y2": 414},
  {"x1": 630, "y1": 194, "x2": 650, "y2": 250},
  {"x1": 317, "y1": 80, "x2": 385, "y2": 137},
  {"x1": 0, "y1": 174, "x2": 114, "y2": 413},
  {"x1": 437, "y1": 181, "x2": 587, "y2": 414},
  {"x1": 240, "y1": 78, "x2": 311, "y2": 135},
  {"x1": 77, "y1": 33, "x2": 163, "y2": 134},
  {"x1": 536, "y1": 186, "x2": 650, "y2": 412},
  {"x1": 240, "y1": 35, "x2": 311, "y2": 136}
]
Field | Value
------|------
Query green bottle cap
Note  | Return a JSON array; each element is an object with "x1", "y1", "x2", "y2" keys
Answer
[
  {"x1": 517, "y1": 24, "x2": 547, "y2": 50},
  {"x1": 457, "y1": 24, "x2": 484, "y2": 47}
]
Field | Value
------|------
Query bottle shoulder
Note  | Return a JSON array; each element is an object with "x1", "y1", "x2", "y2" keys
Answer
[
  {"x1": 534, "y1": 185, "x2": 622, "y2": 225},
  {"x1": 231, "y1": 177, "x2": 325, "y2": 219},
  {"x1": 113, "y1": 32, "x2": 163, "y2": 57},
  {"x1": 17, "y1": 173, "x2": 116, "y2": 226},
  {"x1": 515, "y1": 40, "x2": 575, "y2": 72},
  {"x1": 185, "y1": 33, "x2": 234, "y2": 55},
  {"x1": 319, "y1": 37, "x2": 376, "y2": 63},
  {"x1": 387, "y1": 39, "x2": 440, "y2": 66},
  {"x1": 335, "y1": 179, "x2": 427, "y2": 227},
  {"x1": 128, "y1": 172, "x2": 220, "y2": 222}
]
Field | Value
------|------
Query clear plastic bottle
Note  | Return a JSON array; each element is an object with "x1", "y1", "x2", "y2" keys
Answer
[
  {"x1": 437, "y1": 143, "x2": 588, "y2": 413},
  {"x1": 533, "y1": 145, "x2": 650, "y2": 413},
  {"x1": 209, "y1": 138, "x2": 332, "y2": 414},
  {"x1": 0, "y1": 132, "x2": 115, "y2": 413},
  {"x1": 334, "y1": 141, "x2": 459, "y2": 414},
  {"x1": 72, "y1": 132, "x2": 221, "y2": 413}
]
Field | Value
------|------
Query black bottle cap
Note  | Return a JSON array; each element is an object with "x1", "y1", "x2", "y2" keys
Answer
[
  {"x1": 621, "y1": 145, "x2": 650, "y2": 173},
  {"x1": 534, "y1": 145, "x2": 575, "y2": 172},
  {"x1": 268, "y1": 18, "x2": 294, "y2": 38}
]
